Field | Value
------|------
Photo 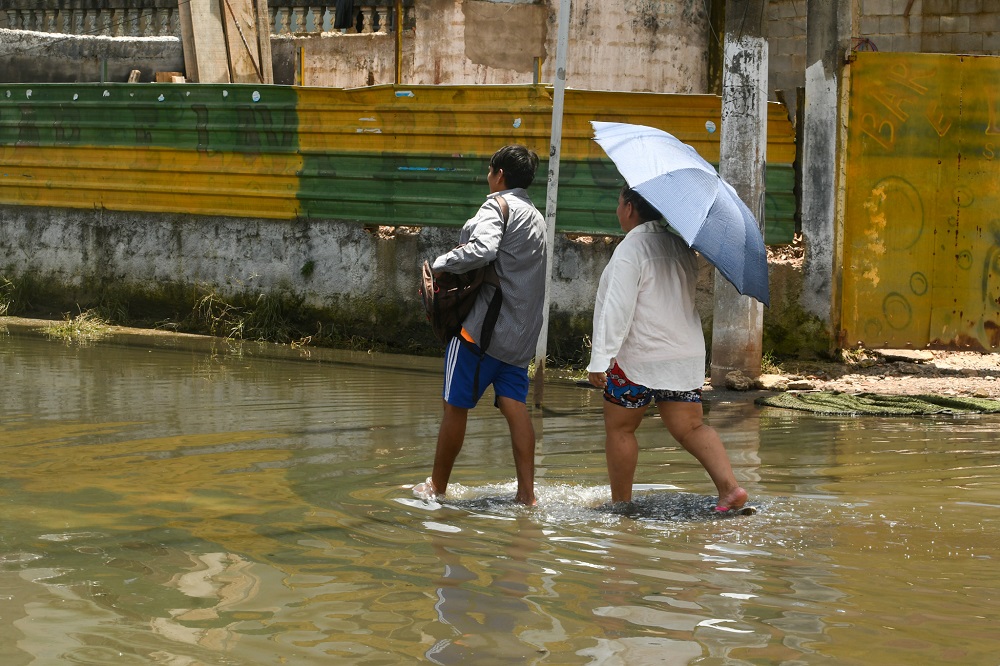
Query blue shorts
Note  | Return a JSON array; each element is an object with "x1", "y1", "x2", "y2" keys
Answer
[
  {"x1": 443, "y1": 337, "x2": 529, "y2": 408},
  {"x1": 603, "y1": 362, "x2": 702, "y2": 409}
]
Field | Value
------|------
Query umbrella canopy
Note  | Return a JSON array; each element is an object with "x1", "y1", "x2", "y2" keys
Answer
[{"x1": 591, "y1": 121, "x2": 769, "y2": 306}]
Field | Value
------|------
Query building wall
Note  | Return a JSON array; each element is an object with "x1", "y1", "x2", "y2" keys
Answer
[
  {"x1": 765, "y1": 0, "x2": 1000, "y2": 112},
  {"x1": 5, "y1": 2, "x2": 1000, "y2": 96},
  {"x1": 861, "y1": 0, "x2": 1000, "y2": 54},
  {"x1": 0, "y1": 1, "x2": 711, "y2": 94},
  {"x1": 766, "y1": 0, "x2": 807, "y2": 109},
  {"x1": 297, "y1": 0, "x2": 712, "y2": 94},
  {"x1": 543, "y1": 0, "x2": 710, "y2": 93},
  {"x1": 272, "y1": 31, "x2": 407, "y2": 87}
]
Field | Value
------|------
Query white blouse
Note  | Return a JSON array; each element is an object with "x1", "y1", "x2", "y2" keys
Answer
[{"x1": 587, "y1": 221, "x2": 706, "y2": 391}]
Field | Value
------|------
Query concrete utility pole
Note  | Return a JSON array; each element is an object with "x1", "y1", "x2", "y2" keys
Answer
[
  {"x1": 710, "y1": 0, "x2": 768, "y2": 387},
  {"x1": 801, "y1": 0, "x2": 852, "y2": 326}
]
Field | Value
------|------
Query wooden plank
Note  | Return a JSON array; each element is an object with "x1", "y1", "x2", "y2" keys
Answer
[
  {"x1": 255, "y1": 0, "x2": 274, "y2": 84},
  {"x1": 176, "y1": 0, "x2": 199, "y2": 82},
  {"x1": 183, "y1": 0, "x2": 232, "y2": 83},
  {"x1": 220, "y1": 0, "x2": 262, "y2": 84}
]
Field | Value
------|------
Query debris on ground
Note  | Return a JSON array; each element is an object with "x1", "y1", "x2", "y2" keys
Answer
[{"x1": 719, "y1": 348, "x2": 1000, "y2": 399}]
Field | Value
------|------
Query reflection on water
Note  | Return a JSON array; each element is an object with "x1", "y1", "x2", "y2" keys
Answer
[{"x1": 1, "y1": 327, "x2": 998, "y2": 664}]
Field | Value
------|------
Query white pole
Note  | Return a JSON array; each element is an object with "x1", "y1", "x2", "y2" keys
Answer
[{"x1": 533, "y1": 0, "x2": 571, "y2": 407}]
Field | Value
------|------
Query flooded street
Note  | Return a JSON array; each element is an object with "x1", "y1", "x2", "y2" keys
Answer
[{"x1": 0, "y1": 327, "x2": 998, "y2": 664}]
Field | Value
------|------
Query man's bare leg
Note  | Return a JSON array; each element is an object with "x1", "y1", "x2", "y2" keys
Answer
[
  {"x1": 497, "y1": 396, "x2": 536, "y2": 505},
  {"x1": 602, "y1": 401, "x2": 648, "y2": 503},
  {"x1": 425, "y1": 400, "x2": 469, "y2": 497},
  {"x1": 657, "y1": 401, "x2": 747, "y2": 510}
]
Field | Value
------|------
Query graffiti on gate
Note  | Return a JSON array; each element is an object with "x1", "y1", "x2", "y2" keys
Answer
[{"x1": 844, "y1": 52, "x2": 1000, "y2": 351}]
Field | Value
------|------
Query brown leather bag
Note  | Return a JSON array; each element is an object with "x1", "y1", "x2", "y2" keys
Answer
[{"x1": 419, "y1": 196, "x2": 508, "y2": 347}]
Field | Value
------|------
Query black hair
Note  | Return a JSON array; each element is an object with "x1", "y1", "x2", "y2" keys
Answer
[
  {"x1": 489, "y1": 145, "x2": 539, "y2": 190},
  {"x1": 620, "y1": 185, "x2": 662, "y2": 222}
]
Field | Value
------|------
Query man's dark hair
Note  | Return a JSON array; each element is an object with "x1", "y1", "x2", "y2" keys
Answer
[
  {"x1": 620, "y1": 185, "x2": 662, "y2": 222},
  {"x1": 490, "y1": 145, "x2": 539, "y2": 190}
]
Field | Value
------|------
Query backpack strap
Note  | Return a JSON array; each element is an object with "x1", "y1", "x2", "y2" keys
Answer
[
  {"x1": 478, "y1": 195, "x2": 508, "y2": 353},
  {"x1": 495, "y1": 194, "x2": 509, "y2": 231}
]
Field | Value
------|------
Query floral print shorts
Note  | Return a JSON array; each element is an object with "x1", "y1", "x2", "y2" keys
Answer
[{"x1": 603, "y1": 362, "x2": 702, "y2": 409}]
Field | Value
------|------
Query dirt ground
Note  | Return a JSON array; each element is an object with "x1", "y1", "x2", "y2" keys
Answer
[
  {"x1": 745, "y1": 348, "x2": 1000, "y2": 399},
  {"x1": 742, "y1": 241, "x2": 1000, "y2": 399}
]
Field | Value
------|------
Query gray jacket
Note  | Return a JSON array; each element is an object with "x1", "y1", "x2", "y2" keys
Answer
[{"x1": 431, "y1": 188, "x2": 547, "y2": 368}]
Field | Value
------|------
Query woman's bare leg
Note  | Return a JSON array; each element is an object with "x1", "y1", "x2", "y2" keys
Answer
[
  {"x1": 657, "y1": 401, "x2": 747, "y2": 510},
  {"x1": 602, "y1": 401, "x2": 648, "y2": 503}
]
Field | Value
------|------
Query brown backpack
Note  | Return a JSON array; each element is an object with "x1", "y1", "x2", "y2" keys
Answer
[{"x1": 419, "y1": 196, "x2": 508, "y2": 349}]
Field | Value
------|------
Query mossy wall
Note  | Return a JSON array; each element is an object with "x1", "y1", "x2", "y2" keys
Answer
[{"x1": 0, "y1": 204, "x2": 829, "y2": 365}]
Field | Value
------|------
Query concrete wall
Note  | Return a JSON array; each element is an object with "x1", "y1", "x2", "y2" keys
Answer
[
  {"x1": 0, "y1": 28, "x2": 184, "y2": 84},
  {"x1": 271, "y1": 31, "x2": 410, "y2": 87},
  {"x1": 407, "y1": 0, "x2": 548, "y2": 86},
  {"x1": 0, "y1": 204, "x2": 614, "y2": 357},
  {"x1": 287, "y1": 0, "x2": 711, "y2": 93},
  {"x1": 767, "y1": 0, "x2": 807, "y2": 111},
  {"x1": 860, "y1": 0, "x2": 1000, "y2": 53},
  {"x1": 8, "y1": 2, "x2": 1000, "y2": 93},
  {"x1": 1, "y1": 1, "x2": 711, "y2": 93},
  {"x1": 543, "y1": 0, "x2": 709, "y2": 93},
  {"x1": 0, "y1": 204, "x2": 813, "y2": 360}
]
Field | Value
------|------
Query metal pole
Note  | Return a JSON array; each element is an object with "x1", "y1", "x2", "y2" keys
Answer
[
  {"x1": 710, "y1": 0, "x2": 768, "y2": 387},
  {"x1": 533, "y1": 0, "x2": 571, "y2": 407}
]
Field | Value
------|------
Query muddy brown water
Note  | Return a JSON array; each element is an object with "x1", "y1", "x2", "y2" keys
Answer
[{"x1": 0, "y1": 326, "x2": 997, "y2": 664}]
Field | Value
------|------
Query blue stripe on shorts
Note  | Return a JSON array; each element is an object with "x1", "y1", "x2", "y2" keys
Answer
[{"x1": 443, "y1": 337, "x2": 530, "y2": 408}]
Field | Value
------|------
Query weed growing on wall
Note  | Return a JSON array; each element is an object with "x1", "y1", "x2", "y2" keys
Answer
[
  {"x1": 0, "y1": 277, "x2": 12, "y2": 316},
  {"x1": 188, "y1": 285, "x2": 307, "y2": 343},
  {"x1": 0, "y1": 272, "x2": 50, "y2": 315}
]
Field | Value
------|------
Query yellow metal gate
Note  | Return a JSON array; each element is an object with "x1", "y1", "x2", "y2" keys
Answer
[{"x1": 842, "y1": 52, "x2": 1000, "y2": 351}]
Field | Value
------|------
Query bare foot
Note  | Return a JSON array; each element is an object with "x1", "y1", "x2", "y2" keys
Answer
[
  {"x1": 413, "y1": 477, "x2": 442, "y2": 500},
  {"x1": 514, "y1": 493, "x2": 537, "y2": 506},
  {"x1": 716, "y1": 486, "x2": 748, "y2": 511}
]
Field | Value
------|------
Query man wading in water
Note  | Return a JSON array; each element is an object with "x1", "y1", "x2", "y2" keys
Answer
[{"x1": 414, "y1": 145, "x2": 547, "y2": 506}]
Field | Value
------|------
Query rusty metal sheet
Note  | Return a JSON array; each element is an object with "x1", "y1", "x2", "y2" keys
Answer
[{"x1": 842, "y1": 52, "x2": 1000, "y2": 351}]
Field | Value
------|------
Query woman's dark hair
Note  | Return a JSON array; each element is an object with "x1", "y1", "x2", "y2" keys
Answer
[
  {"x1": 490, "y1": 145, "x2": 540, "y2": 190},
  {"x1": 620, "y1": 185, "x2": 662, "y2": 222}
]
